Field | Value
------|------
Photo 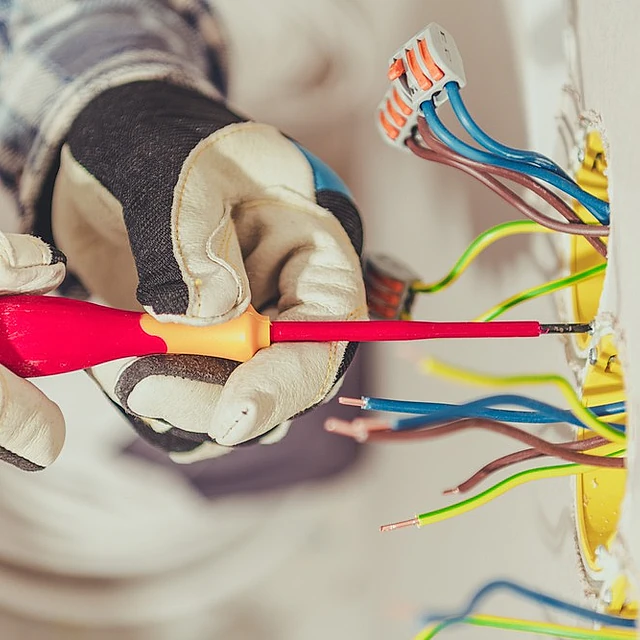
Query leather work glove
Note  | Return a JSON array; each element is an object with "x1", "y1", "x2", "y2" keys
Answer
[
  {"x1": 0, "y1": 232, "x2": 66, "y2": 470},
  {"x1": 52, "y1": 81, "x2": 367, "y2": 463}
]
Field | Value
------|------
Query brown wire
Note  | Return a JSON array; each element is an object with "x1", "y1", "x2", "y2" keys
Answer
[
  {"x1": 364, "y1": 417, "x2": 624, "y2": 469},
  {"x1": 409, "y1": 119, "x2": 608, "y2": 257},
  {"x1": 447, "y1": 435, "x2": 610, "y2": 495},
  {"x1": 417, "y1": 118, "x2": 609, "y2": 237},
  {"x1": 410, "y1": 134, "x2": 605, "y2": 240},
  {"x1": 406, "y1": 136, "x2": 607, "y2": 259}
]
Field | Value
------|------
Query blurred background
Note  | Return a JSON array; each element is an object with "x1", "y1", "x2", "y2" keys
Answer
[{"x1": 0, "y1": 1, "x2": 593, "y2": 638}]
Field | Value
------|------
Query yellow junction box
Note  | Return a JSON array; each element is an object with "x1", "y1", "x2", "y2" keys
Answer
[{"x1": 571, "y1": 132, "x2": 636, "y2": 618}]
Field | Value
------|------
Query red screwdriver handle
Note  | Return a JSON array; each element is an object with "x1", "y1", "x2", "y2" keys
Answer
[
  {"x1": 0, "y1": 295, "x2": 166, "y2": 377},
  {"x1": 0, "y1": 295, "x2": 273, "y2": 378}
]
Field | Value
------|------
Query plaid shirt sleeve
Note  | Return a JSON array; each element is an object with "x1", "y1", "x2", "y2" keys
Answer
[{"x1": 0, "y1": 0, "x2": 227, "y2": 229}]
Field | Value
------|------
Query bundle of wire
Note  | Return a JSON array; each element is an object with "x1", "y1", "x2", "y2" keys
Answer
[
  {"x1": 407, "y1": 126, "x2": 607, "y2": 255},
  {"x1": 416, "y1": 81, "x2": 610, "y2": 228},
  {"x1": 325, "y1": 362, "x2": 626, "y2": 529},
  {"x1": 341, "y1": 393, "x2": 625, "y2": 429},
  {"x1": 330, "y1": 89, "x2": 618, "y2": 525},
  {"x1": 374, "y1": 82, "x2": 609, "y2": 322},
  {"x1": 410, "y1": 84, "x2": 609, "y2": 326},
  {"x1": 403, "y1": 84, "x2": 608, "y2": 262},
  {"x1": 413, "y1": 579, "x2": 636, "y2": 640},
  {"x1": 372, "y1": 48, "x2": 626, "y2": 640},
  {"x1": 404, "y1": 217, "x2": 606, "y2": 320},
  {"x1": 396, "y1": 201, "x2": 605, "y2": 323},
  {"x1": 408, "y1": 120, "x2": 607, "y2": 254}
]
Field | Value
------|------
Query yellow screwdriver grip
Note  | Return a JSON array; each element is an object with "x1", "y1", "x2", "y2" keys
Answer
[{"x1": 139, "y1": 306, "x2": 272, "y2": 362}]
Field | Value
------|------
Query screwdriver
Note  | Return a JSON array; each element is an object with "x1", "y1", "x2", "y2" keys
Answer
[{"x1": 0, "y1": 295, "x2": 591, "y2": 378}]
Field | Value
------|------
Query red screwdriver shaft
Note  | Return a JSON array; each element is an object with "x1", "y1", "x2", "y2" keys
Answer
[{"x1": 271, "y1": 319, "x2": 543, "y2": 342}]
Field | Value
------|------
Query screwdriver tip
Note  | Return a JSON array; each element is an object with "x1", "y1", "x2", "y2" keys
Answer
[{"x1": 540, "y1": 322, "x2": 593, "y2": 335}]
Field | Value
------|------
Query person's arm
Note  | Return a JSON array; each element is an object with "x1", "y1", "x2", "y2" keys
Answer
[
  {"x1": 0, "y1": 1, "x2": 366, "y2": 463},
  {"x1": 0, "y1": 0, "x2": 225, "y2": 231}
]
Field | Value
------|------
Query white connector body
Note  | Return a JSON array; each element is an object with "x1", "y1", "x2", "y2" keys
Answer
[{"x1": 377, "y1": 23, "x2": 466, "y2": 149}]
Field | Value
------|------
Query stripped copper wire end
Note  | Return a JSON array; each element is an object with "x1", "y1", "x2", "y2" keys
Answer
[
  {"x1": 324, "y1": 417, "x2": 389, "y2": 442},
  {"x1": 380, "y1": 517, "x2": 419, "y2": 533},
  {"x1": 324, "y1": 417, "x2": 369, "y2": 442},
  {"x1": 338, "y1": 396, "x2": 365, "y2": 408},
  {"x1": 442, "y1": 487, "x2": 460, "y2": 496}
]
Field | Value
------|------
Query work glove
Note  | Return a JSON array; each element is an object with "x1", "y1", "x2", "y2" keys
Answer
[
  {"x1": 0, "y1": 232, "x2": 66, "y2": 470},
  {"x1": 51, "y1": 81, "x2": 367, "y2": 463}
]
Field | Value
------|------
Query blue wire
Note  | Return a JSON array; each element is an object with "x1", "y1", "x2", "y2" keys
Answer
[
  {"x1": 422, "y1": 579, "x2": 636, "y2": 629},
  {"x1": 446, "y1": 82, "x2": 570, "y2": 179},
  {"x1": 421, "y1": 101, "x2": 610, "y2": 225},
  {"x1": 394, "y1": 404, "x2": 625, "y2": 434},
  {"x1": 362, "y1": 395, "x2": 626, "y2": 433},
  {"x1": 395, "y1": 412, "x2": 623, "y2": 433},
  {"x1": 366, "y1": 395, "x2": 624, "y2": 425}
]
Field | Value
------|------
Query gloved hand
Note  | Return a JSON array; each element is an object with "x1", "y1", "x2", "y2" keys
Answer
[
  {"x1": 0, "y1": 232, "x2": 66, "y2": 470},
  {"x1": 51, "y1": 81, "x2": 367, "y2": 463}
]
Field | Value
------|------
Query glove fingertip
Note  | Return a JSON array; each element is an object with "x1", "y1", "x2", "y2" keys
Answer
[
  {"x1": 0, "y1": 370, "x2": 66, "y2": 471},
  {"x1": 210, "y1": 391, "x2": 276, "y2": 446}
]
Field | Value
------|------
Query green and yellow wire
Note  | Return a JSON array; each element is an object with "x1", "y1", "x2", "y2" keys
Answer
[
  {"x1": 414, "y1": 614, "x2": 637, "y2": 640},
  {"x1": 412, "y1": 220, "x2": 549, "y2": 294},
  {"x1": 474, "y1": 262, "x2": 606, "y2": 321},
  {"x1": 410, "y1": 219, "x2": 603, "y2": 321},
  {"x1": 408, "y1": 455, "x2": 623, "y2": 528}
]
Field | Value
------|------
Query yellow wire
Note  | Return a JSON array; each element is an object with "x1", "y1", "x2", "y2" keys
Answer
[
  {"x1": 420, "y1": 359, "x2": 626, "y2": 445},
  {"x1": 414, "y1": 614, "x2": 637, "y2": 640}
]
